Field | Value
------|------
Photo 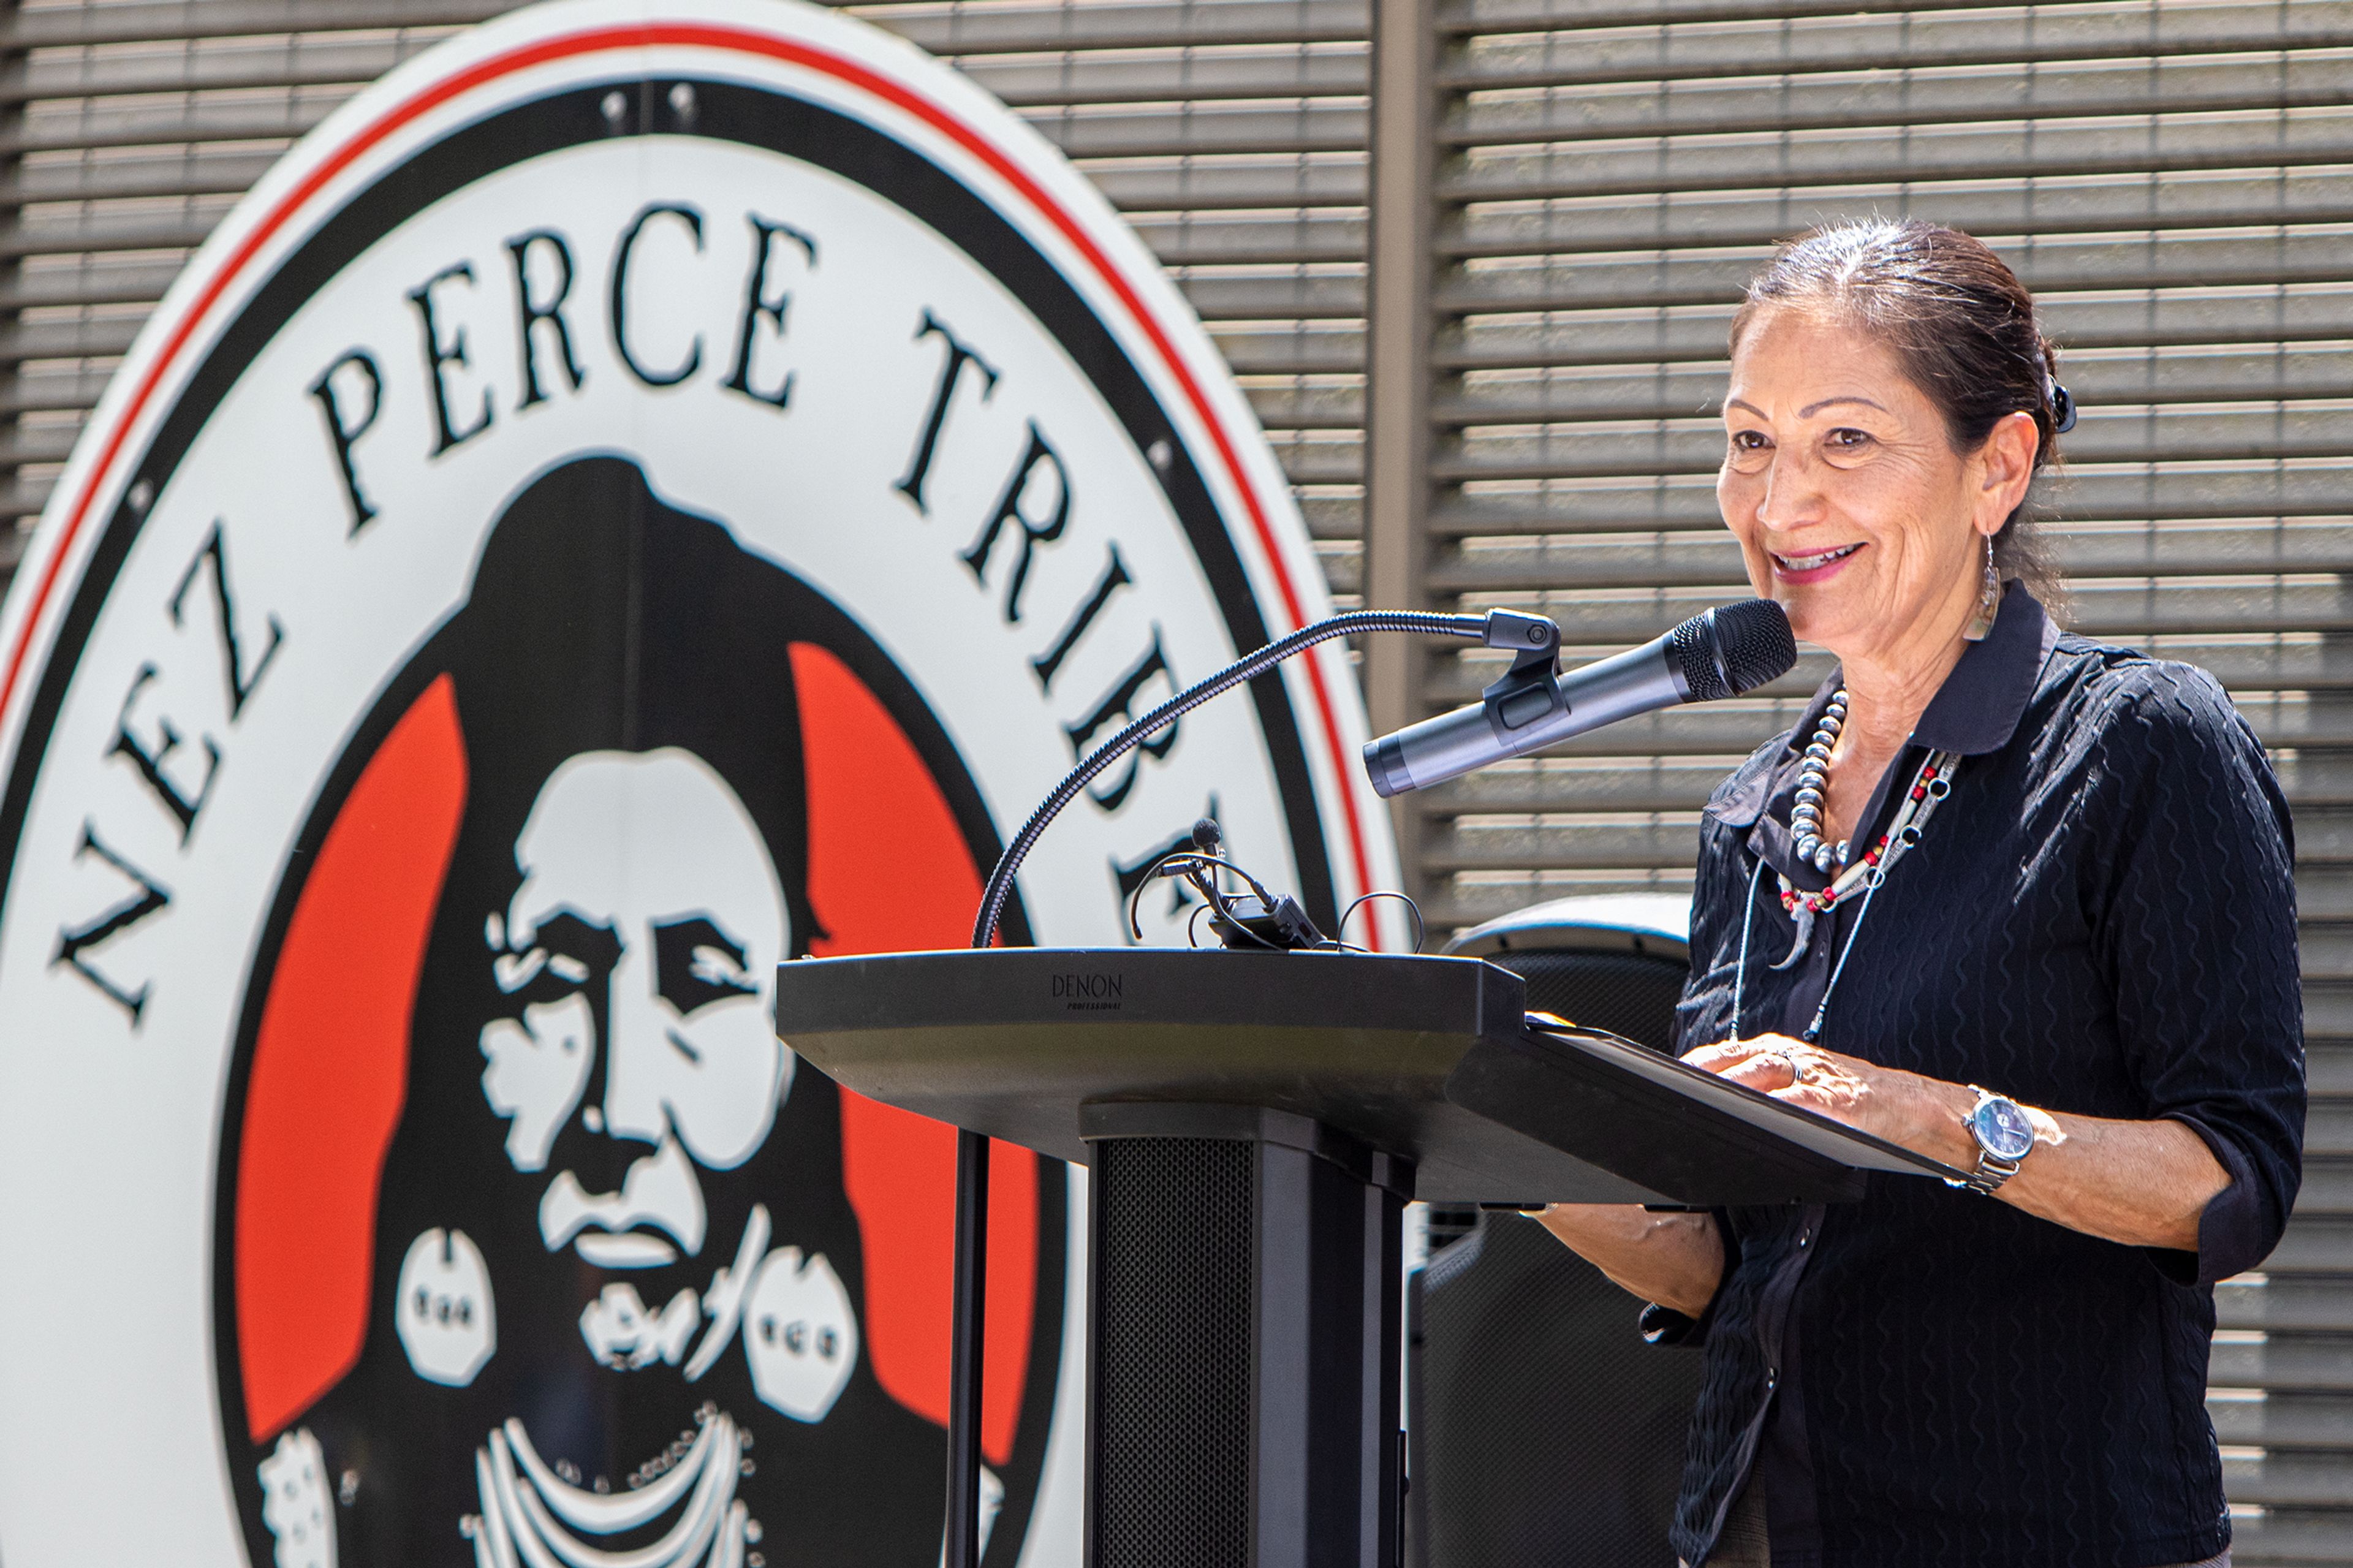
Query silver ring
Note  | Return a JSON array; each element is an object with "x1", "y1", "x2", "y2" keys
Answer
[{"x1": 1763, "y1": 1050, "x2": 1801, "y2": 1082}]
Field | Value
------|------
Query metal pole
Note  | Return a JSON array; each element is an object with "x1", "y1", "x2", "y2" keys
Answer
[
  {"x1": 1362, "y1": 0, "x2": 1441, "y2": 911},
  {"x1": 0, "y1": 0, "x2": 26, "y2": 577},
  {"x1": 945, "y1": 1126, "x2": 990, "y2": 1568}
]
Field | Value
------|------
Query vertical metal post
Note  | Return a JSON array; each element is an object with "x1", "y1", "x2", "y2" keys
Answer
[
  {"x1": 1362, "y1": 0, "x2": 1440, "y2": 907},
  {"x1": 0, "y1": 0, "x2": 28, "y2": 591},
  {"x1": 945, "y1": 1127, "x2": 991, "y2": 1568}
]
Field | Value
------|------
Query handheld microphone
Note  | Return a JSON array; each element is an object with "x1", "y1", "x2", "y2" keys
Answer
[{"x1": 1363, "y1": 599, "x2": 1797, "y2": 797}]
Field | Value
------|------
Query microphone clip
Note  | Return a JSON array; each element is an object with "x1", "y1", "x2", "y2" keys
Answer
[
  {"x1": 1137, "y1": 821, "x2": 1330, "y2": 950},
  {"x1": 1478, "y1": 609, "x2": 1567, "y2": 738}
]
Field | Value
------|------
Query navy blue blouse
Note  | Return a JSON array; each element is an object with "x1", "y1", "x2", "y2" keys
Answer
[{"x1": 1651, "y1": 583, "x2": 2305, "y2": 1567}]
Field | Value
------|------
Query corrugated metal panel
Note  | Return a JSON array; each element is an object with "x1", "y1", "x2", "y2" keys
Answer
[
  {"x1": 0, "y1": 0, "x2": 1374, "y2": 593},
  {"x1": 1426, "y1": 1, "x2": 2353, "y2": 1553}
]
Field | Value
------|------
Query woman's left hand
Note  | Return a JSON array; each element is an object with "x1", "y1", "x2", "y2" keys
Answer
[
  {"x1": 1681, "y1": 1033, "x2": 1973, "y2": 1166},
  {"x1": 1682, "y1": 1032, "x2": 2229, "y2": 1251}
]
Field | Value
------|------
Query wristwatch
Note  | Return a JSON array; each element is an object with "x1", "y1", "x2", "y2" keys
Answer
[{"x1": 1950, "y1": 1086, "x2": 2036, "y2": 1196}]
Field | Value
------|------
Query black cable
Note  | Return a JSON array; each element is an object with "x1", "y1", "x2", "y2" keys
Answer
[
  {"x1": 1129, "y1": 847, "x2": 1295, "y2": 952},
  {"x1": 1338, "y1": 889, "x2": 1426, "y2": 955},
  {"x1": 1171, "y1": 850, "x2": 1278, "y2": 915},
  {"x1": 1125, "y1": 847, "x2": 1192, "y2": 942},
  {"x1": 971, "y1": 608, "x2": 1488, "y2": 950},
  {"x1": 1126, "y1": 849, "x2": 1256, "y2": 941}
]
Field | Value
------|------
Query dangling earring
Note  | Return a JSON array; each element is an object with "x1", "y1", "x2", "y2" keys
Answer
[{"x1": 1963, "y1": 536, "x2": 1999, "y2": 641}]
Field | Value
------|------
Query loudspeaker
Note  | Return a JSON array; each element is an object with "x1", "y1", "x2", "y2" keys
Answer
[
  {"x1": 1408, "y1": 896, "x2": 1704, "y2": 1568},
  {"x1": 1087, "y1": 1104, "x2": 1406, "y2": 1568},
  {"x1": 1447, "y1": 893, "x2": 1691, "y2": 1054}
]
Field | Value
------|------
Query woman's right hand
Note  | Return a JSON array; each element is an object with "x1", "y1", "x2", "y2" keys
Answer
[{"x1": 1536, "y1": 1203, "x2": 1724, "y2": 1318}]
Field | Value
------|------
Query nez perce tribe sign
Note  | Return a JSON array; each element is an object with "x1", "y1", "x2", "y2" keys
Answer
[{"x1": 0, "y1": 3, "x2": 1398, "y2": 1564}]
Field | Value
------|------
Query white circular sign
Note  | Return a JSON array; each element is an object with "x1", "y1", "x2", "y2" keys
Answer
[{"x1": 0, "y1": 3, "x2": 1397, "y2": 1565}]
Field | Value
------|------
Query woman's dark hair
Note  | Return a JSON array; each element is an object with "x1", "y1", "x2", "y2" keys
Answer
[{"x1": 1730, "y1": 218, "x2": 2066, "y2": 604}]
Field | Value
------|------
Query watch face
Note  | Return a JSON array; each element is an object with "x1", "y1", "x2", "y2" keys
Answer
[{"x1": 1972, "y1": 1097, "x2": 2036, "y2": 1161}]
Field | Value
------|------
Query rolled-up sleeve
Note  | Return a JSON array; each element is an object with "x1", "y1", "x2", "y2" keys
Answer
[{"x1": 2086, "y1": 663, "x2": 2305, "y2": 1286}]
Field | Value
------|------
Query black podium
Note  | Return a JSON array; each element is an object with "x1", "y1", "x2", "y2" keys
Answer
[{"x1": 774, "y1": 947, "x2": 1960, "y2": 1568}]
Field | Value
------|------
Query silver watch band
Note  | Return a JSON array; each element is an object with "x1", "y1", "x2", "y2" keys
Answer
[{"x1": 1958, "y1": 1149, "x2": 2023, "y2": 1196}]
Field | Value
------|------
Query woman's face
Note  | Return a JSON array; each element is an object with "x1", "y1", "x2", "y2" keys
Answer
[{"x1": 1716, "y1": 308, "x2": 2030, "y2": 666}]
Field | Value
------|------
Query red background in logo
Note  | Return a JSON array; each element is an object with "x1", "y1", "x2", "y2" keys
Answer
[
  {"x1": 233, "y1": 674, "x2": 464, "y2": 1444},
  {"x1": 234, "y1": 650, "x2": 1042, "y2": 1465}
]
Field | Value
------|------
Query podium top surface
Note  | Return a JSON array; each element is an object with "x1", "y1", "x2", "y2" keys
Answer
[
  {"x1": 774, "y1": 947, "x2": 1959, "y2": 1205},
  {"x1": 775, "y1": 947, "x2": 1564, "y2": 1199},
  {"x1": 778, "y1": 944, "x2": 1517, "y2": 1051}
]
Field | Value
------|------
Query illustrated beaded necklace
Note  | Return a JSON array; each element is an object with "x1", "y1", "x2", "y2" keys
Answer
[{"x1": 1731, "y1": 689, "x2": 1961, "y2": 1042}]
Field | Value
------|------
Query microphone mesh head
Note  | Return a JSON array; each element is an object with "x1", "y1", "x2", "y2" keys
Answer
[{"x1": 1669, "y1": 599, "x2": 1796, "y2": 701}]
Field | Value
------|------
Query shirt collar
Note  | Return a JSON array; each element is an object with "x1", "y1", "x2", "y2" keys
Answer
[
  {"x1": 1704, "y1": 580, "x2": 2055, "y2": 830},
  {"x1": 1911, "y1": 579, "x2": 2055, "y2": 756}
]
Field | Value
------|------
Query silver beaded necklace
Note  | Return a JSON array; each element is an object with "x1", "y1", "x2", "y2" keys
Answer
[
  {"x1": 1790, "y1": 689, "x2": 1851, "y2": 873},
  {"x1": 1730, "y1": 693, "x2": 1961, "y2": 1037}
]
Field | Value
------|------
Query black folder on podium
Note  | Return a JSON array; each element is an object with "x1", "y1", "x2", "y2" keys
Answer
[{"x1": 773, "y1": 947, "x2": 1960, "y2": 1568}]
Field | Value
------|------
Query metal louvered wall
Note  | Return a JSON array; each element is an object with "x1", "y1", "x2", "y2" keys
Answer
[
  {"x1": 0, "y1": 0, "x2": 2349, "y2": 1556},
  {"x1": 1400, "y1": 0, "x2": 2353, "y2": 926},
  {"x1": 0, "y1": 0, "x2": 1379, "y2": 601},
  {"x1": 1382, "y1": 1, "x2": 2353, "y2": 1559}
]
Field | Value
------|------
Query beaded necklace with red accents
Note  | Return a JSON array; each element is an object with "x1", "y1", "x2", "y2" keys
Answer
[{"x1": 1730, "y1": 688, "x2": 1961, "y2": 1042}]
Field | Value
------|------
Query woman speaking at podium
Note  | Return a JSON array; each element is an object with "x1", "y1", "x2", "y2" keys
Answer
[{"x1": 1537, "y1": 220, "x2": 2303, "y2": 1568}]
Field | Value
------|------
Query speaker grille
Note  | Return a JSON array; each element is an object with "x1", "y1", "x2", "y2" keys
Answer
[
  {"x1": 1410, "y1": 936, "x2": 1697, "y2": 1567},
  {"x1": 1415, "y1": 1213, "x2": 1700, "y2": 1568},
  {"x1": 1501, "y1": 950, "x2": 1689, "y2": 1053},
  {"x1": 1094, "y1": 1137, "x2": 1255, "y2": 1568}
]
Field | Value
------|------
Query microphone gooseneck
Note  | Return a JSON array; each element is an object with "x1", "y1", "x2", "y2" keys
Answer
[{"x1": 969, "y1": 608, "x2": 1493, "y2": 951}]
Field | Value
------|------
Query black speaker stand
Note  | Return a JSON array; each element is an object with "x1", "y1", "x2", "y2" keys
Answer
[{"x1": 1083, "y1": 1104, "x2": 1409, "y2": 1568}]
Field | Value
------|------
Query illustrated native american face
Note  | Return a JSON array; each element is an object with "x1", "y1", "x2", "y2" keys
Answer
[
  {"x1": 481, "y1": 748, "x2": 791, "y2": 1270},
  {"x1": 463, "y1": 747, "x2": 857, "y2": 1412}
]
